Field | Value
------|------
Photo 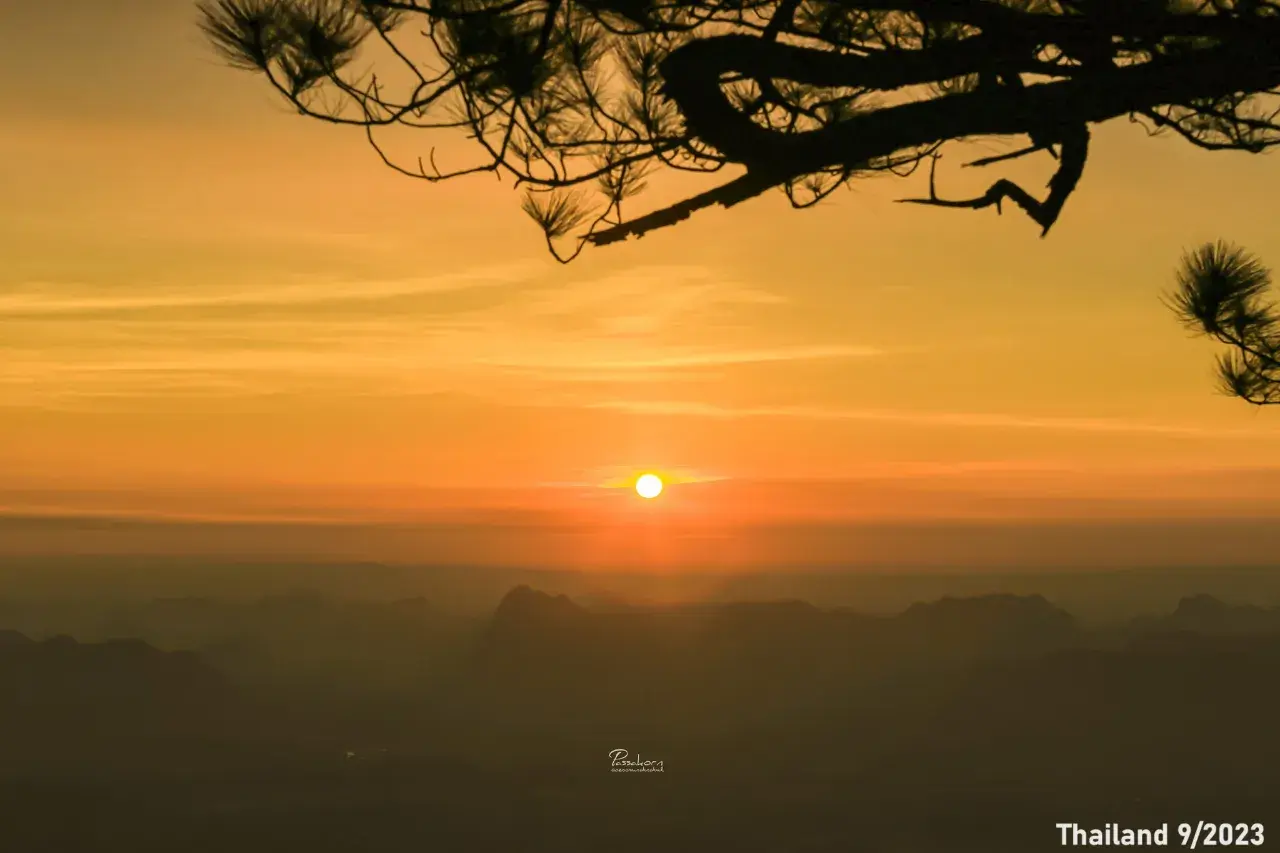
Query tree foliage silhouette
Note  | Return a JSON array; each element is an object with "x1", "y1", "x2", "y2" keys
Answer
[
  {"x1": 199, "y1": 0, "x2": 1280, "y2": 260},
  {"x1": 1169, "y1": 242, "x2": 1280, "y2": 406}
]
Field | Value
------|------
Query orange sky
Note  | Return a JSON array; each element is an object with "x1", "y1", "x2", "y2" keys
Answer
[{"x1": 3, "y1": 2, "x2": 1280, "y2": 566}]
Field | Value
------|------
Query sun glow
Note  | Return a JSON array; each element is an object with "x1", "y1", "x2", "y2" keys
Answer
[{"x1": 635, "y1": 473, "x2": 664, "y2": 499}]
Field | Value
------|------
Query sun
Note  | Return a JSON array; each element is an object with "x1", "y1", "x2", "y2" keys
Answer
[{"x1": 635, "y1": 473, "x2": 664, "y2": 499}]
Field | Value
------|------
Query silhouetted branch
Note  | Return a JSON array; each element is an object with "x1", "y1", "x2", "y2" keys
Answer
[
  {"x1": 1168, "y1": 241, "x2": 1280, "y2": 406},
  {"x1": 197, "y1": 0, "x2": 1280, "y2": 255},
  {"x1": 964, "y1": 142, "x2": 1058, "y2": 168},
  {"x1": 588, "y1": 170, "x2": 783, "y2": 245},
  {"x1": 898, "y1": 124, "x2": 1089, "y2": 235}
]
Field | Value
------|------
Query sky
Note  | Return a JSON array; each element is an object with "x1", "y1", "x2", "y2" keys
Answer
[{"x1": 3, "y1": 1, "x2": 1280, "y2": 568}]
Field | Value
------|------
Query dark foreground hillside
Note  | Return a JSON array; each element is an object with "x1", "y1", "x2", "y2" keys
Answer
[{"x1": 2, "y1": 590, "x2": 1278, "y2": 852}]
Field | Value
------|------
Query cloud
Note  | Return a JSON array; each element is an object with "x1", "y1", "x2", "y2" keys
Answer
[
  {"x1": 2, "y1": 262, "x2": 888, "y2": 406},
  {"x1": 585, "y1": 400, "x2": 1277, "y2": 438},
  {"x1": 473, "y1": 344, "x2": 884, "y2": 372},
  {"x1": 0, "y1": 263, "x2": 540, "y2": 316},
  {"x1": 520, "y1": 264, "x2": 786, "y2": 319},
  {"x1": 431, "y1": 265, "x2": 886, "y2": 376}
]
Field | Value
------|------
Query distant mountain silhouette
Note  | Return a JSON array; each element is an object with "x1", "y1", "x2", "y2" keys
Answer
[
  {"x1": 0, "y1": 633, "x2": 235, "y2": 768},
  {"x1": 463, "y1": 588, "x2": 1086, "y2": 737},
  {"x1": 83, "y1": 593, "x2": 475, "y2": 691},
  {"x1": 910, "y1": 632, "x2": 1280, "y2": 790},
  {"x1": 0, "y1": 628, "x2": 32, "y2": 647},
  {"x1": 479, "y1": 588, "x2": 1078, "y2": 669},
  {"x1": 481, "y1": 586, "x2": 597, "y2": 663},
  {"x1": 3, "y1": 586, "x2": 1279, "y2": 852},
  {"x1": 892, "y1": 592, "x2": 1079, "y2": 657},
  {"x1": 0, "y1": 633, "x2": 224, "y2": 702},
  {"x1": 491, "y1": 585, "x2": 591, "y2": 630},
  {"x1": 1138, "y1": 593, "x2": 1280, "y2": 635}
]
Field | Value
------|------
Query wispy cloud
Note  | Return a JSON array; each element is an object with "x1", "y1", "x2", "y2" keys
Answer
[
  {"x1": 473, "y1": 344, "x2": 883, "y2": 372},
  {"x1": 2, "y1": 262, "x2": 890, "y2": 406},
  {"x1": 0, "y1": 263, "x2": 540, "y2": 316},
  {"x1": 585, "y1": 400, "x2": 1277, "y2": 438},
  {"x1": 520, "y1": 265, "x2": 786, "y2": 319}
]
